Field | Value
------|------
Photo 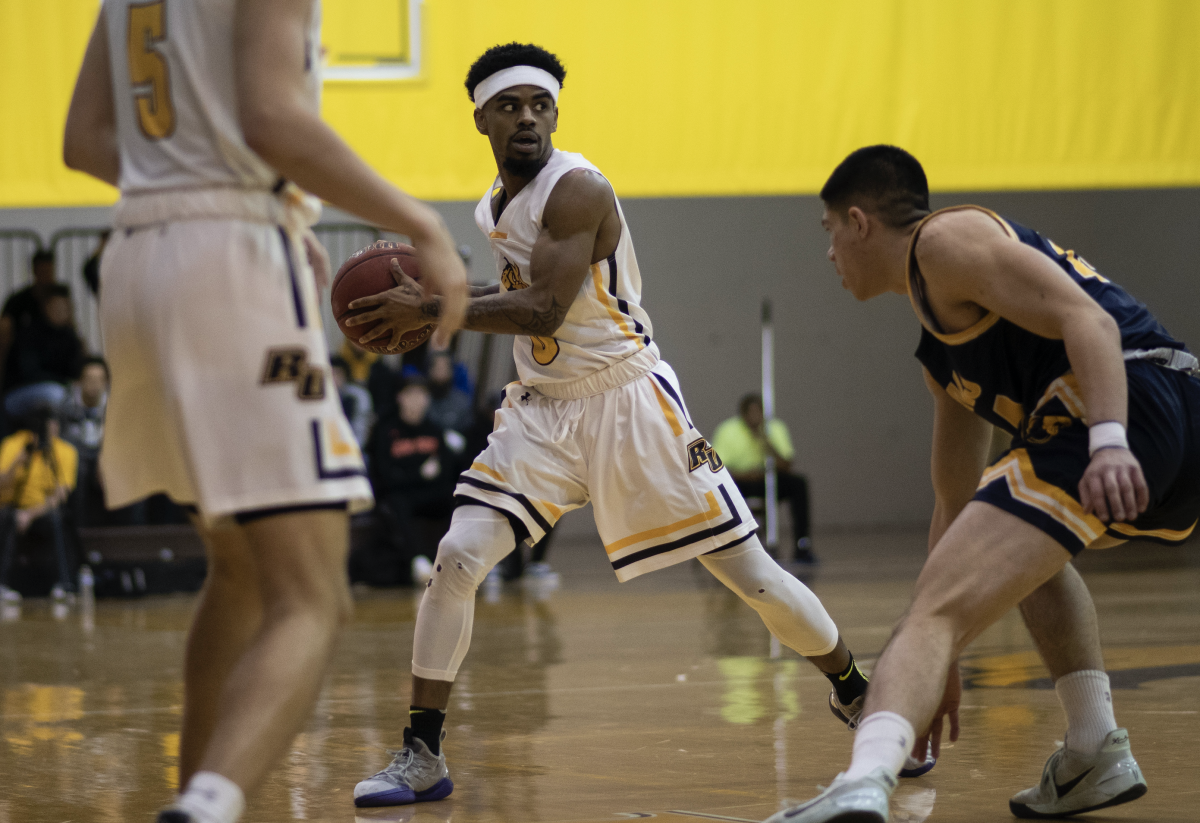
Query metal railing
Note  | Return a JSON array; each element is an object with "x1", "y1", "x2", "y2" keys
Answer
[
  {"x1": 0, "y1": 228, "x2": 107, "y2": 354},
  {"x1": 0, "y1": 224, "x2": 516, "y2": 411},
  {"x1": 50, "y1": 227, "x2": 107, "y2": 353},
  {"x1": 0, "y1": 230, "x2": 42, "y2": 297}
]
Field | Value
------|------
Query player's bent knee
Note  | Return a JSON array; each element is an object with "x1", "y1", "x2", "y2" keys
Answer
[
  {"x1": 425, "y1": 505, "x2": 517, "y2": 601},
  {"x1": 429, "y1": 535, "x2": 487, "y2": 600}
]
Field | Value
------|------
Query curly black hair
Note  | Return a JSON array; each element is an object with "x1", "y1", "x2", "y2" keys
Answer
[
  {"x1": 820, "y1": 145, "x2": 931, "y2": 229},
  {"x1": 465, "y1": 43, "x2": 566, "y2": 102}
]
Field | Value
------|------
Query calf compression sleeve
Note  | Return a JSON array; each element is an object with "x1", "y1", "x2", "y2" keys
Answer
[
  {"x1": 699, "y1": 536, "x2": 839, "y2": 657},
  {"x1": 411, "y1": 506, "x2": 516, "y2": 681}
]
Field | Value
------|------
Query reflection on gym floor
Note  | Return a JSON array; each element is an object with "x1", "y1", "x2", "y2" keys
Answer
[{"x1": 1, "y1": 529, "x2": 1197, "y2": 822}]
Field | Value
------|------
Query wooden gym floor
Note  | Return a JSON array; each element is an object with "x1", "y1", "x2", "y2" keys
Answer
[{"x1": 1, "y1": 527, "x2": 1198, "y2": 822}]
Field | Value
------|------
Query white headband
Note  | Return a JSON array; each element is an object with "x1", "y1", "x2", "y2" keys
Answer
[{"x1": 473, "y1": 66, "x2": 561, "y2": 109}]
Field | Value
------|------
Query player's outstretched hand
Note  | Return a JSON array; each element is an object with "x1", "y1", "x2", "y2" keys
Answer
[
  {"x1": 920, "y1": 660, "x2": 961, "y2": 761},
  {"x1": 1079, "y1": 448, "x2": 1148, "y2": 523},
  {"x1": 345, "y1": 260, "x2": 430, "y2": 350}
]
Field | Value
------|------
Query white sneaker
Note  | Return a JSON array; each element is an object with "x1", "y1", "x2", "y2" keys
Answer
[
  {"x1": 765, "y1": 767, "x2": 895, "y2": 823},
  {"x1": 354, "y1": 729, "x2": 453, "y2": 807},
  {"x1": 828, "y1": 690, "x2": 865, "y2": 730},
  {"x1": 411, "y1": 556, "x2": 433, "y2": 587},
  {"x1": 0, "y1": 585, "x2": 21, "y2": 604},
  {"x1": 1009, "y1": 728, "x2": 1147, "y2": 818}
]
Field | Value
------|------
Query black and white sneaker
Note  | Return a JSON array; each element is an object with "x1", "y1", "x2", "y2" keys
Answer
[
  {"x1": 764, "y1": 766, "x2": 896, "y2": 823},
  {"x1": 1009, "y1": 728, "x2": 1147, "y2": 819}
]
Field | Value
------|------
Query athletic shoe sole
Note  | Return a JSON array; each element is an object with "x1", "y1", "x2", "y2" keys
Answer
[
  {"x1": 354, "y1": 777, "x2": 454, "y2": 808},
  {"x1": 1009, "y1": 783, "x2": 1147, "y2": 819},
  {"x1": 898, "y1": 758, "x2": 936, "y2": 778},
  {"x1": 828, "y1": 696, "x2": 854, "y2": 727}
]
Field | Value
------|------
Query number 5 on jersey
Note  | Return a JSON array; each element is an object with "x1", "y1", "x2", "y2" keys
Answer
[{"x1": 127, "y1": 0, "x2": 176, "y2": 140}]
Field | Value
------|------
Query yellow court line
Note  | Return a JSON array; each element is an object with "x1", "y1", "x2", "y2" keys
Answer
[
  {"x1": 604, "y1": 491, "x2": 721, "y2": 555},
  {"x1": 470, "y1": 462, "x2": 507, "y2": 484},
  {"x1": 1109, "y1": 519, "x2": 1197, "y2": 542},
  {"x1": 591, "y1": 263, "x2": 644, "y2": 349},
  {"x1": 650, "y1": 380, "x2": 684, "y2": 437}
]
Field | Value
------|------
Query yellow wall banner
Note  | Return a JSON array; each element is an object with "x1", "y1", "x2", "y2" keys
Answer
[{"x1": 3, "y1": 0, "x2": 1198, "y2": 206}]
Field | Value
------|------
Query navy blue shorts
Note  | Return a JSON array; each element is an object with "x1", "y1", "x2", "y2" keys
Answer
[{"x1": 975, "y1": 361, "x2": 1200, "y2": 554}]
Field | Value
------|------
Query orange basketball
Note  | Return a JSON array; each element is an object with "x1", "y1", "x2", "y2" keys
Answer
[{"x1": 330, "y1": 242, "x2": 434, "y2": 354}]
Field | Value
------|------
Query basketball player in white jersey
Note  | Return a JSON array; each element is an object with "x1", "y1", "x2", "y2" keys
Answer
[
  {"x1": 344, "y1": 43, "x2": 909, "y2": 808},
  {"x1": 63, "y1": 2, "x2": 467, "y2": 821}
]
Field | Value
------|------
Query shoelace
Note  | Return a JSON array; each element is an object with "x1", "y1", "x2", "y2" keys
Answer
[{"x1": 377, "y1": 747, "x2": 415, "y2": 780}]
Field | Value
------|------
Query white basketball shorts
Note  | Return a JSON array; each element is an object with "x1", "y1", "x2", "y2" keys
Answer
[
  {"x1": 99, "y1": 216, "x2": 373, "y2": 522},
  {"x1": 456, "y1": 360, "x2": 758, "y2": 581}
]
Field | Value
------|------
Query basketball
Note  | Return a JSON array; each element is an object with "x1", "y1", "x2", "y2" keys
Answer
[{"x1": 330, "y1": 241, "x2": 435, "y2": 353}]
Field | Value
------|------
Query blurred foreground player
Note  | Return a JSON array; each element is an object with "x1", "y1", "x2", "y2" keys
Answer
[
  {"x1": 770, "y1": 145, "x2": 1199, "y2": 822},
  {"x1": 63, "y1": 2, "x2": 467, "y2": 821},
  {"x1": 345, "y1": 43, "x2": 886, "y2": 808}
]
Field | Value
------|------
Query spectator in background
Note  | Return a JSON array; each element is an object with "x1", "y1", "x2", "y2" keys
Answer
[
  {"x1": 3, "y1": 285, "x2": 84, "y2": 419},
  {"x1": 339, "y1": 337, "x2": 399, "y2": 421},
  {"x1": 426, "y1": 351, "x2": 473, "y2": 433},
  {"x1": 59, "y1": 356, "x2": 109, "y2": 526},
  {"x1": 2, "y1": 249, "x2": 58, "y2": 331},
  {"x1": 712, "y1": 393, "x2": 815, "y2": 565},
  {"x1": 367, "y1": 376, "x2": 466, "y2": 584},
  {"x1": 0, "y1": 249, "x2": 59, "y2": 390},
  {"x1": 331, "y1": 355, "x2": 373, "y2": 446},
  {"x1": 0, "y1": 407, "x2": 79, "y2": 603}
]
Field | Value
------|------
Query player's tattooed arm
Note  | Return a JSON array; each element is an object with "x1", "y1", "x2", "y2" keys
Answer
[
  {"x1": 418, "y1": 292, "x2": 568, "y2": 337},
  {"x1": 353, "y1": 169, "x2": 618, "y2": 340}
]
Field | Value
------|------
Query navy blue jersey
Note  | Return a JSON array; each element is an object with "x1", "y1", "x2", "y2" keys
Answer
[{"x1": 911, "y1": 206, "x2": 1189, "y2": 437}]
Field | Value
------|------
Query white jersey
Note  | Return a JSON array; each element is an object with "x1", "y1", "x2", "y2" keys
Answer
[
  {"x1": 105, "y1": 0, "x2": 321, "y2": 193},
  {"x1": 474, "y1": 150, "x2": 658, "y2": 387}
]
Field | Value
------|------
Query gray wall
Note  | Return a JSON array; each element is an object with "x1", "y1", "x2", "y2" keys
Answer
[
  {"x1": 429, "y1": 188, "x2": 1200, "y2": 529},
  {"x1": 3, "y1": 188, "x2": 1197, "y2": 529}
]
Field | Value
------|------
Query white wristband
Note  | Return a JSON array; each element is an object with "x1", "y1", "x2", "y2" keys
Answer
[{"x1": 1088, "y1": 421, "x2": 1128, "y2": 456}]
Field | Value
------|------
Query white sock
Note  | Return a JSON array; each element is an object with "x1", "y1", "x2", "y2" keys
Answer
[
  {"x1": 175, "y1": 771, "x2": 245, "y2": 823},
  {"x1": 1056, "y1": 670, "x2": 1118, "y2": 755},
  {"x1": 843, "y1": 711, "x2": 914, "y2": 781}
]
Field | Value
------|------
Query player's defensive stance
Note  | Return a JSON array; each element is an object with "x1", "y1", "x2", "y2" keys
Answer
[
  {"x1": 769, "y1": 145, "x2": 1200, "y2": 823},
  {"x1": 63, "y1": 2, "x2": 467, "y2": 822},
  {"x1": 344, "y1": 43, "x2": 896, "y2": 807}
]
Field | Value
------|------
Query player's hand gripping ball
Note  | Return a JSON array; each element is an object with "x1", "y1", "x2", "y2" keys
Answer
[{"x1": 331, "y1": 241, "x2": 435, "y2": 354}]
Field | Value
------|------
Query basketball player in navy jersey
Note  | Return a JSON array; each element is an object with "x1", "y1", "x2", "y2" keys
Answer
[
  {"x1": 343, "y1": 43, "x2": 906, "y2": 808},
  {"x1": 769, "y1": 145, "x2": 1200, "y2": 822},
  {"x1": 63, "y1": 2, "x2": 466, "y2": 822}
]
